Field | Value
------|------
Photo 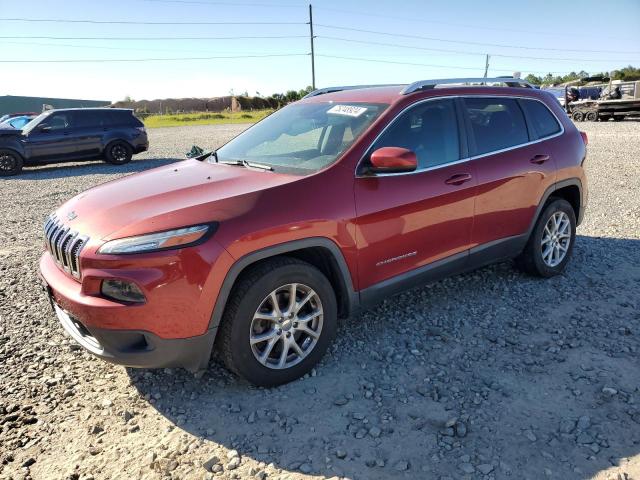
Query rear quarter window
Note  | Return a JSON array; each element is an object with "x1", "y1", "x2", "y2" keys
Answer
[
  {"x1": 100, "y1": 110, "x2": 141, "y2": 127},
  {"x1": 520, "y1": 99, "x2": 561, "y2": 139}
]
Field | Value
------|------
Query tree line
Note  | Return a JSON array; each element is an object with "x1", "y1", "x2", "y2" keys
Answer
[{"x1": 524, "y1": 65, "x2": 640, "y2": 86}]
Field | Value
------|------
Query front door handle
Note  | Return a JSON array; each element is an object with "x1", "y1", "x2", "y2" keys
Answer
[
  {"x1": 530, "y1": 154, "x2": 550, "y2": 164},
  {"x1": 445, "y1": 173, "x2": 473, "y2": 185}
]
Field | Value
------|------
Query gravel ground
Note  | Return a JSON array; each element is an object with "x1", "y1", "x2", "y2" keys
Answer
[{"x1": 1, "y1": 121, "x2": 639, "y2": 480}]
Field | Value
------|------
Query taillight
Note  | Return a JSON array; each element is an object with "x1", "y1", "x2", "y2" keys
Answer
[{"x1": 579, "y1": 131, "x2": 588, "y2": 146}]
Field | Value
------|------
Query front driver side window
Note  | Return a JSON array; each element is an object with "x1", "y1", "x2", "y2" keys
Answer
[
  {"x1": 372, "y1": 99, "x2": 461, "y2": 170},
  {"x1": 42, "y1": 113, "x2": 71, "y2": 131}
]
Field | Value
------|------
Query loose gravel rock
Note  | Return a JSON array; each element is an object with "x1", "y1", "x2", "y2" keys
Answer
[{"x1": 1, "y1": 121, "x2": 639, "y2": 480}]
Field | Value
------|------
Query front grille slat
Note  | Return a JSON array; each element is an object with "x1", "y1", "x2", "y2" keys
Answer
[
  {"x1": 54, "y1": 226, "x2": 69, "y2": 264},
  {"x1": 44, "y1": 215, "x2": 89, "y2": 280}
]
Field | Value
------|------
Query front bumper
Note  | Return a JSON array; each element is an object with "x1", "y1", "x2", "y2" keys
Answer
[
  {"x1": 38, "y1": 239, "x2": 234, "y2": 371},
  {"x1": 50, "y1": 300, "x2": 215, "y2": 371}
]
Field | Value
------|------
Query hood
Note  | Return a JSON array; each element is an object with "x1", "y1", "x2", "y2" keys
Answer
[
  {"x1": 55, "y1": 159, "x2": 299, "y2": 240},
  {"x1": 0, "y1": 127, "x2": 21, "y2": 136}
]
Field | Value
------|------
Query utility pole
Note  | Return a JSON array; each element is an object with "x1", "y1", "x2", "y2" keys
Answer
[
  {"x1": 308, "y1": 4, "x2": 316, "y2": 89},
  {"x1": 483, "y1": 54, "x2": 490, "y2": 78}
]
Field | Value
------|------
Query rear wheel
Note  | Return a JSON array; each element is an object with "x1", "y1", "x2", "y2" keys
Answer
[
  {"x1": 104, "y1": 141, "x2": 133, "y2": 165},
  {"x1": 516, "y1": 198, "x2": 576, "y2": 278},
  {"x1": 585, "y1": 111, "x2": 598, "y2": 121},
  {"x1": 571, "y1": 111, "x2": 584, "y2": 122},
  {"x1": 218, "y1": 257, "x2": 337, "y2": 387},
  {"x1": 0, "y1": 149, "x2": 23, "y2": 176}
]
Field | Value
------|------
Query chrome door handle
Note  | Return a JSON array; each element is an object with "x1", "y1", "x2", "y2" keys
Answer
[
  {"x1": 445, "y1": 173, "x2": 472, "y2": 185},
  {"x1": 530, "y1": 154, "x2": 550, "y2": 164}
]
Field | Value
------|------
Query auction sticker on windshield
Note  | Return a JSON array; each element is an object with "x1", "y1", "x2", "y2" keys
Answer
[{"x1": 327, "y1": 105, "x2": 368, "y2": 117}]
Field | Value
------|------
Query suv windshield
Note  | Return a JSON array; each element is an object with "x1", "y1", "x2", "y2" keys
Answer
[{"x1": 213, "y1": 102, "x2": 388, "y2": 174}]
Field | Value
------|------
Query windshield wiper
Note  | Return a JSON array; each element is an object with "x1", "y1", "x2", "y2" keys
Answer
[{"x1": 219, "y1": 159, "x2": 273, "y2": 171}]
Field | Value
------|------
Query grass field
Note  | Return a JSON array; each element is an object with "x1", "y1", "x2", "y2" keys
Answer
[{"x1": 143, "y1": 109, "x2": 273, "y2": 128}]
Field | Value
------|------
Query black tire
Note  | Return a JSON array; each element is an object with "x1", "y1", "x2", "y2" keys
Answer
[
  {"x1": 572, "y1": 111, "x2": 584, "y2": 122},
  {"x1": 585, "y1": 111, "x2": 597, "y2": 122},
  {"x1": 104, "y1": 141, "x2": 133, "y2": 165},
  {"x1": 516, "y1": 198, "x2": 576, "y2": 278},
  {"x1": 0, "y1": 149, "x2": 24, "y2": 177},
  {"x1": 218, "y1": 257, "x2": 337, "y2": 387}
]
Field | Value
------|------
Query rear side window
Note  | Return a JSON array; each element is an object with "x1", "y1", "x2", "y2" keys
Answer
[
  {"x1": 520, "y1": 99, "x2": 561, "y2": 139},
  {"x1": 72, "y1": 110, "x2": 99, "y2": 128},
  {"x1": 99, "y1": 110, "x2": 142, "y2": 127},
  {"x1": 462, "y1": 97, "x2": 528, "y2": 155},
  {"x1": 372, "y1": 98, "x2": 460, "y2": 170}
]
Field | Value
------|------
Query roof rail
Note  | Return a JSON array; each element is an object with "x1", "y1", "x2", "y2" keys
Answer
[
  {"x1": 401, "y1": 77, "x2": 533, "y2": 95},
  {"x1": 302, "y1": 84, "x2": 400, "y2": 99}
]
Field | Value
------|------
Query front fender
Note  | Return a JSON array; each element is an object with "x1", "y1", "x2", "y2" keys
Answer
[{"x1": 0, "y1": 138, "x2": 27, "y2": 158}]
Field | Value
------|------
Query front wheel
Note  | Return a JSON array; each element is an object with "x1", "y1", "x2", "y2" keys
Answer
[
  {"x1": 516, "y1": 198, "x2": 576, "y2": 277},
  {"x1": 104, "y1": 141, "x2": 133, "y2": 165},
  {"x1": 0, "y1": 149, "x2": 24, "y2": 176},
  {"x1": 218, "y1": 257, "x2": 337, "y2": 387}
]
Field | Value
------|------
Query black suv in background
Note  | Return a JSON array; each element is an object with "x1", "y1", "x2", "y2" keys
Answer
[{"x1": 0, "y1": 108, "x2": 148, "y2": 176}]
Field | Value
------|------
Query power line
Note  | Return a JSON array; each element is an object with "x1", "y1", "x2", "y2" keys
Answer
[
  {"x1": 0, "y1": 35, "x2": 308, "y2": 41},
  {"x1": 0, "y1": 53, "x2": 308, "y2": 63},
  {"x1": 140, "y1": 0, "x2": 302, "y2": 7},
  {"x1": 2, "y1": 40, "x2": 292, "y2": 55},
  {"x1": 314, "y1": 24, "x2": 640, "y2": 55},
  {"x1": 0, "y1": 17, "x2": 304, "y2": 25},
  {"x1": 317, "y1": 36, "x2": 639, "y2": 63},
  {"x1": 313, "y1": 6, "x2": 636, "y2": 42},
  {"x1": 316, "y1": 54, "x2": 568, "y2": 74}
]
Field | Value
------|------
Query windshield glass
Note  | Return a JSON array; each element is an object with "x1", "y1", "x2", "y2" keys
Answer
[
  {"x1": 22, "y1": 111, "x2": 51, "y2": 133},
  {"x1": 213, "y1": 102, "x2": 388, "y2": 174}
]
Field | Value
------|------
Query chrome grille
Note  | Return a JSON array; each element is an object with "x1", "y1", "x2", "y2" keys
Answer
[{"x1": 44, "y1": 215, "x2": 89, "y2": 279}]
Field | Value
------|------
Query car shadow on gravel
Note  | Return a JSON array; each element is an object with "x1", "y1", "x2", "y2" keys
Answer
[
  {"x1": 4, "y1": 157, "x2": 180, "y2": 180},
  {"x1": 127, "y1": 234, "x2": 640, "y2": 479}
]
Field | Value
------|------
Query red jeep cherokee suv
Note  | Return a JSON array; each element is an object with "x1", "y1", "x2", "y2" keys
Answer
[{"x1": 40, "y1": 78, "x2": 587, "y2": 386}]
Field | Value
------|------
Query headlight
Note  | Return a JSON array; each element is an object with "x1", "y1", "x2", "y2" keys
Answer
[{"x1": 98, "y1": 224, "x2": 214, "y2": 254}]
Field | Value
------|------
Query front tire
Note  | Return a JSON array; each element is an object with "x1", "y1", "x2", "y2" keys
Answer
[
  {"x1": 516, "y1": 198, "x2": 576, "y2": 278},
  {"x1": 104, "y1": 141, "x2": 133, "y2": 165},
  {"x1": 0, "y1": 149, "x2": 24, "y2": 176},
  {"x1": 218, "y1": 257, "x2": 337, "y2": 387}
]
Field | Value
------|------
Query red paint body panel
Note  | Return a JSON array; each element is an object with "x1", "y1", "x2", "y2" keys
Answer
[
  {"x1": 471, "y1": 141, "x2": 557, "y2": 246},
  {"x1": 354, "y1": 164, "x2": 477, "y2": 289},
  {"x1": 39, "y1": 85, "x2": 587, "y2": 354},
  {"x1": 41, "y1": 236, "x2": 234, "y2": 338}
]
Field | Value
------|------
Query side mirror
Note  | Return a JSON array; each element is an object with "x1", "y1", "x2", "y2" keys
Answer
[{"x1": 369, "y1": 147, "x2": 417, "y2": 174}]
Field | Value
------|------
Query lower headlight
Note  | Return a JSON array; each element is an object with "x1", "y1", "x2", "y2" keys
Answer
[
  {"x1": 101, "y1": 279, "x2": 146, "y2": 303},
  {"x1": 98, "y1": 224, "x2": 215, "y2": 255}
]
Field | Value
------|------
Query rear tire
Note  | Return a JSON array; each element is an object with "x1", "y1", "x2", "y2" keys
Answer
[
  {"x1": 0, "y1": 149, "x2": 24, "y2": 176},
  {"x1": 104, "y1": 141, "x2": 133, "y2": 165},
  {"x1": 516, "y1": 198, "x2": 576, "y2": 278},
  {"x1": 218, "y1": 257, "x2": 337, "y2": 387}
]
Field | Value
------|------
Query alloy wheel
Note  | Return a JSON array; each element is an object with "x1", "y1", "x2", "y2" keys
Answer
[
  {"x1": 0, "y1": 152, "x2": 17, "y2": 172},
  {"x1": 111, "y1": 145, "x2": 128, "y2": 162},
  {"x1": 541, "y1": 211, "x2": 571, "y2": 267},
  {"x1": 250, "y1": 283, "x2": 323, "y2": 369}
]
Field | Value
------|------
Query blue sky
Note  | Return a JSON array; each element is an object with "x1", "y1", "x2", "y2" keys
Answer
[{"x1": 1, "y1": 0, "x2": 639, "y2": 101}]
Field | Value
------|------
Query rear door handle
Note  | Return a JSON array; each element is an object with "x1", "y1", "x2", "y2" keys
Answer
[
  {"x1": 445, "y1": 173, "x2": 473, "y2": 185},
  {"x1": 530, "y1": 154, "x2": 550, "y2": 164}
]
